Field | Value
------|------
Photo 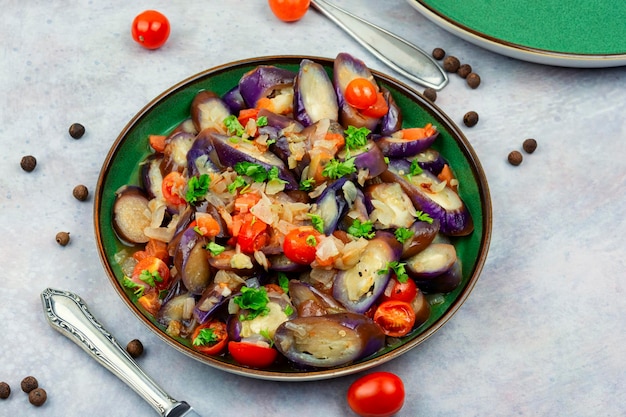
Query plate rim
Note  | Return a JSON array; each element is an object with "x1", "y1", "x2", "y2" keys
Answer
[
  {"x1": 406, "y1": 0, "x2": 626, "y2": 68},
  {"x1": 94, "y1": 55, "x2": 493, "y2": 381}
]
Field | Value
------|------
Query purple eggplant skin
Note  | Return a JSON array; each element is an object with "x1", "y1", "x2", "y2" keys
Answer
[
  {"x1": 112, "y1": 186, "x2": 152, "y2": 245},
  {"x1": 405, "y1": 243, "x2": 457, "y2": 280},
  {"x1": 157, "y1": 292, "x2": 196, "y2": 329},
  {"x1": 222, "y1": 86, "x2": 247, "y2": 114},
  {"x1": 207, "y1": 249, "x2": 258, "y2": 276},
  {"x1": 190, "y1": 90, "x2": 232, "y2": 133},
  {"x1": 379, "y1": 88, "x2": 403, "y2": 136},
  {"x1": 160, "y1": 131, "x2": 197, "y2": 175},
  {"x1": 293, "y1": 59, "x2": 339, "y2": 127},
  {"x1": 400, "y1": 218, "x2": 441, "y2": 259},
  {"x1": 410, "y1": 287, "x2": 431, "y2": 327},
  {"x1": 381, "y1": 160, "x2": 474, "y2": 236},
  {"x1": 363, "y1": 183, "x2": 416, "y2": 229},
  {"x1": 412, "y1": 148, "x2": 447, "y2": 176},
  {"x1": 186, "y1": 134, "x2": 221, "y2": 178},
  {"x1": 267, "y1": 254, "x2": 309, "y2": 273},
  {"x1": 173, "y1": 228, "x2": 212, "y2": 295},
  {"x1": 259, "y1": 108, "x2": 304, "y2": 134},
  {"x1": 333, "y1": 231, "x2": 403, "y2": 313},
  {"x1": 312, "y1": 177, "x2": 349, "y2": 235},
  {"x1": 288, "y1": 280, "x2": 346, "y2": 317},
  {"x1": 207, "y1": 131, "x2": 299, "y2": 190},
  {"x1": 375, "y1": 128, "x2": 439, "y2": 158},
  {"x1": 238, "y1": 65, "x2": 296, "y2": 108},
  {"x1": 140, "y1": 154, "x2": 165, "y2": 200},
  {"x1": 337, "y1": 140, "x2": 388, "y2": 180},
  {"x1": 333, "y1": 52, "x2": 381, "y2": 131},
  {"x1": 193, "y1": 282, "x2": 233, "y2": 324},
  {"x1": 274, "y1": 312, "x2": 386, "y2": 368},
  {"x1": 415, "y1": 259, "x2": 463, "y2": 294}
]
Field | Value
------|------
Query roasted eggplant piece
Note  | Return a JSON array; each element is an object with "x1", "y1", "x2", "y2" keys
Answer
[
  {"x1": 140, "y1": 154, "x2": 164, "y2": 200},
  {"x1": 157, "y1": 292, "x2": 196, "y2": 330},
  {"x1": 227, "y1": 291, "x2": 296, "y2": 341},
  {"x1": 161, "y1": 131, "x2": 196, "y2": 174},
  {"x1": 333, "y1": 231, "x2": 402, "y2": 313},
  {"x1": 186, "y1": 134, "x2": 221, "y2": 178},
  {"x1": 411, "y1": 148, "x2": 447, "y2": 176},
  {"x1": 400, "y1": 218, "x2": 440, "y2": 259},
  {"x1": 364, "y1": 183, "x2": 416, "y2": 229},
  {"x1": 415, "y1": 258, "x2": 462, "y2": 294},
  {"x1": 379, "y1": 88, "x2": 403, "y2": 135},
  {"x1": 288, "y1": 280, "x2": 345, "y2": 317},
  {"x1": 190, "y1": 90, "x2": 232, "y2": 133},
  {"x1": 238, "y1": 65, "x2": 296, "y2": 109},
  {"x1": 375, "y1": 126, "x2": 439, "y2": 158},
  {"x1": 173, "y1": 228, "x2": 212, "y2": 295},
  {"x1": 293, "y1": 59, "x2": 338, "y2": 126},
  {"x1": 337, "y1": 140, "x2": 388, "y2": 181},
  {"x1": 222, "y1": 86, "x2": 246, "y2": 114},
  {"x1": 112, "y1": 186, "x2": 151, "y2": 244},
  {"x1": 310, "y1": 177, "x2": 350, "y2": 235},
  {"x1": 405, "y1": 243, "x2": 457, "y2": 279},
  {"x1": 274, "y1": 312, "x2": 386, "y2": 368}
]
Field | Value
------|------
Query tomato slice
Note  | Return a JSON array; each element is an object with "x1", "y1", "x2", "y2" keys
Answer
[
  {"x1": 162, "y1": 171, "x2": 186, "y2": 206},
  {"x1": 345, "y1": 78, "x2": 378, "y2": 110},
  {"x1": 347, "y1": 372, "x2": 405, "y2": 417},
  {"x1": 131, "y1": 256, "x2": 170, "y2": 290},
  {"x1": 360, "y1": 92, "x2": 389, "y2": 118},
  {"x1": 228, "y1": 341, "x2": 278, "y2": 368},
  {"x1": 283, "y1": 226, "x2": 320, "y2": 264},
  {"x1": 191, "y1": 321, "x2": 228, "y2": 355},
  {"x1": 373, "y1": 300, "x2": 416, "y2": 337},
  {"x1": 380, "y1": 277, "x2": 418, "y2": 303},
  {"x1": 235, "y1": 213, "x2": 269, "y2": 254}
]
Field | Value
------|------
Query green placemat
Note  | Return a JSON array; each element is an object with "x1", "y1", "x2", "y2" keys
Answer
[{"x1": 419, "y1": 0, "x2": 626, "y2": 55}]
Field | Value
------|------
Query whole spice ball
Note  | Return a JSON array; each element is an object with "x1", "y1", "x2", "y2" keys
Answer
[
  {"x1": 126, "y1": 339, "x2": 144, "y2": 358},
  {"x1": 432, "y1": 47, "x2": 445, "y2": 60},
  {"x1": 0, "y1": 382, "x2": 10, "y2": 399},
  {"x1": 463, "y1": 111, "x2": 479, "y2": 127},
  {"x1": 29, "y1": 387, "x2": 47, "y2": 407},
  {"x1": 443, "y1": 56, "x2": 460, "y2": 73},
  {"x1": 423, "y1": 87, "x2": 437, "y2": 102},
  {"x1": 457, "y1": 63, "x2": 472, "y2": 79},
  {"x1": 21, "y1": 376, "x2": 38, "y2": 393},
  {"x1": 466, "y1": 72, "x2": 481, "y2": 89},
  {"x1": 20, "y1": 155, "x2": 37, "y2": 172},
  {"x1": 523, "y1": 138, "x2": 538, "y2": 153},
  {"x1": 56, "y1": 231, "x2": 71, "y2": 246},
  {"x1": 508, "y1": 150, "x2": 523, "y2": 166},
  {"x1": 69, "y1": 123, "x2": 85, "y2": 139},
  {"x1": 73, "y1": 184, "x2": 89, "y2": 201}
]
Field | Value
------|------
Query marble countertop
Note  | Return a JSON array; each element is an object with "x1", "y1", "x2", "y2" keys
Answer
[{"x1": 1, "y1": 1, "x2": 624, "y2": 416}]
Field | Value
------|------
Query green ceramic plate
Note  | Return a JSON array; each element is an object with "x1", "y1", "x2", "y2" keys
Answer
[
  {"x1": 94, "y1": 56, "x2": 492, "y2": 381},
  {"x1": 408, "y1": 0, "x2": 626, "y2": 68}
]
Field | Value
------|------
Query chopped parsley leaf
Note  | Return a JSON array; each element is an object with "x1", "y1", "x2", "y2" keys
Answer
[
  {"x1": 139, "y1": 269, "x2": 163, "y2": 287},
  {"x1": 205, "y1": 241, "x2": 225, "y2": 256},
  {"x1": 344, "y1": 126, "x2": 370, "y2": 150},
  {"x1": 234, "y1": 162, "x2": 268, "y2": 182},
  {"x1": 378, "y1": 261, "x2": 409, "y2": 283},
  {"x1": 186, "y1": 174, "x2": 210, "y2": 204},
  {"x1": 415, "y1": 210, "x2": 434, "y2": 224},
  {"x1": 308, "y1": 213, "x2": 325, "y2": 233},
  {"x1": 233, "y1": 286, "x2": 270, "y2": 321},
  {"x1": 322, "y1": 157, "x2": 356, "y2": 179},
  {"x1": 256, "y1": 116, "x2": 268, "y2": 127},
  {"x1": 409, "y1": 159, "x2": 423, "y2": 176},
  {"x1": 299, "y1": 177, "x2": 316, "y2": 191},
  {"x1": 278, "y1": 273, "x2": 289, "y2": 294},
  {"x1": 227, "y1": 175, "x2": 247, "y2": 194},
  {"x1": 395, "y1": 227, "x2": 414, "y2": 244},
  {"x1": 122, "y1": 276, "x2": 145, "y2": 297},
  {"x1": 347, "y1": 218, "x2": 375, "y2": 239},
  {"x1": 193, "y1": 328, "x2": 219, "y2": 346},
  {"x1": 224, "y1": 115, "x2": 245, "y2": 136}
]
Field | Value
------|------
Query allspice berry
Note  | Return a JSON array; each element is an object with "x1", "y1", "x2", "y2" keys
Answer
[
  {"x1": 463, "y1": 111, "x2": 479, "y2": 127},
  {"x1": 457, "y1": 64, "x2": 472, "y2": 79},
  {"x1": 21, "y1": 376, "x2": 38, "y2": 393},
  {"x1": 508, "y1": 150, "x2": 523, "y2": 166},
  {"x1": 127, "y1": 339, "x2": 144, "y2": 358},
  {"x1": 0, "y1": 382, "x2": 10, "y2": 399},
  {"x1": 28, "y1": 387, "x2": 47, "y2": 407},
  {"x1": 466, "y1": 72, "x2": 481, "y2": 89},
  {"x1": 20, "y1": 155, "x2": 37, "y2": 172},
  {"x1": 523, "y1": 138, "x2": 538, "y2": 153},
  {"x1": 69, "y1": 123, "x2": 85, "y2": 139},
  {"x1": 443, "y1": 56, "x2": 460, "y2": 73},
  {"x1": 56, "y1": 231, "x2": 70, "y2": 246},
  {"x1": 432, "y1": 47, "x2": 445, "y2": 60},
  {"x1": 73, "y1": 184, "x2": 89, "y2": 201},
  {"x1": 423, "y1": 87, "x2": 437, "y2": 102}
]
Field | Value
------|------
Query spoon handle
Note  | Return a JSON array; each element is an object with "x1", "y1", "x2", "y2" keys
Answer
[
  {"x1": 40, "y1": 288, "x2": 194, "y2": 417},
  {"x1": 311, "y1": 0, "x2": 448, "y2": 90}
]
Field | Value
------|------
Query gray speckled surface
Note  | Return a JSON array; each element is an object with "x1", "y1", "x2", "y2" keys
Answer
[{"x1": 1, "y1": 1, "x2": 625, "y2": 416}]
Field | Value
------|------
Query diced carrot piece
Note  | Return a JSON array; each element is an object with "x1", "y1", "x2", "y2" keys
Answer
[
  {"x1": 238, "y1": 108, "x2": 260, "y2": 126},
  {"x1": 194, "y1": 214, "x2": 221, "y2": 238},
  {"x1": 149, "y1": 135, "x2": 167, "y2": 153},
  {"x1": 234, "y1": 192, "x2": 261, "y2": 214},
  {"x1": 437, "y1": 164, "x2": 458, "y2": 191},
  {"x1": 325, "y1": 132, "x2": 345, "y2": 150},
  {"x1": 401, "y1": 123, "x2": 436, "y2": 140},
  {"x1": 255, "y1": 97, "x2": 274, "y2": 111}
]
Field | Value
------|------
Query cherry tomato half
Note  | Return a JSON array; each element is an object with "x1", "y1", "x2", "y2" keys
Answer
[
  {"x1": 268, "y1": 0, "x2": 311, "y2": 22},
  {"x1": 191, "y1": 320, "x2": 228, "y2": 355},
  {"x1": 131, "y1": 10, "x2": 171, "y2": 50},
  {"x1": 381, "y1": 276, "x2": 418, "y2": 303},
  {"x1": 344, "y1": 78, "x2": 378, "y2": 110},
  {"x1": 360, "y1": 91, "x2": 390, "y2": 118},
  {"x1": 228, "y1": 341, "x2": 278, "y2": 368},
  {"x1": 131, "y1": 256, "x2": 171, "y2": 290},
  {"x1": 283, "y1": 226, "x2": 320, "y2": 264},
  {"x1": 162, "y1": 171, "x2": 186, "y2": 206},
  {"x1": 347, "y1": 372, "x2": 405, "y2": 417},
  {"x1": 235, "y1": 213, "x2": 270, "y2": 254},
  {"x1": 373, "y1": 300, "x2": 416, "y2": 337}
]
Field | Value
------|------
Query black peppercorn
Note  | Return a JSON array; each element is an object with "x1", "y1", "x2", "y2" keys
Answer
[
  {"x1": 28, "y1": 387, "x2": 47, "y2": 407},
  {"x1": 73, "y1": 184, "x2": 89, "y2": 201},
  {"x1": 457, "y1": 64, "x2": 472, "y2": 79},
  {"x1": 432, "y1": 47, "x2": 445, "y2": 60},
  {"x1": 69, "y1": 123, "x2": 85, "y2": 139},
  {"x1": 21, "y1": 376, "x2": 38, "y2": 393},
  {"x1": 508, "y1": 150, "x2": 523, "y2": 166},
  {"x1": 523, "y1": 138, "x2": 537, "y2": 154},
  {"x1": 0, "y1": 382, "x2": 10, "y2": 399},
  {"x1": 56, "y1": 231, "x2": 70, "y2": 246},
  {"x1": 443, "y1": 56, "x2": 460, "y2": 73},
  {"x1": 463, "y1": 111, "x2": 479, "y2": 127},
  {"x1": 20, "y1": 155, "x2": 37, "y2": 172},
  {"x1": 127, "y1": 339, "x2": 144, "y2": 358},
  {"x1": 466, "y1": 72, "x2": 481, "y2": 89},
  {"x1": 423, "y1": 87, "x2": 437, "y2": 102}
]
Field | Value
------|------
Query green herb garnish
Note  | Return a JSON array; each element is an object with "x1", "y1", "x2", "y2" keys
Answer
[
  {"x1": 205, "y1": 241, "x2": 225, "y2": 256},
  {"x1": 185, "y1": 174, "x2": 210, "y2": 204},
  {"x1": 233, "y1": 286, "x2": 270, "y2": 321},
  {"x1": 395, "y1": 227, "x2": 414, "y2": 244},
  {"x1": 378, "y1": 261, "x2": 409, "y2": 283},
  {"x1": 278, "y1": 273, "x2": 289, "y2": 294},
  {"x1": 139, "y1": 269, "x2": 163, "y2": 287},
  {"x1": 256, "y1": 116, "x2": 268, "y2": 127},
  {"x1": 415, "y1": 210, "x2": 434, "y2": 224},
  {"x1": 322, "y1": 157, "x2": 356, "y2": 179},
  {"x1": 308, "y1": 213, "x2": 325, "y2": 233},
  {"x1": 122, "y1": 276, "x2": 145, "y2": 297},
  {"x1": 259, "y1": 329, "x2": 275, "y2": 347},
  {"x1": 227, "y1": 175, "x2": 248, "y2": 193},
  {"x1": 347, "y1": 218, "x2": 375, "y2": 239},
  {"x1": 409, "y1": 159, "x2": 423, "y2": 176},
  {"x1": 224, "y1": 115, "x2": 245, "y2": 136},
  {"x1": 299, "y1": 177, "x2": 316, "y2": 191},
  {"x1": 344, "y1": 126, "x2": 370, "y2": 150},
  {"x1": 193, "y1": 328, "x2": 219, "y2": 346},
  {"x1": 234, "y1": 162, "x2": 268, "y2": 182}
]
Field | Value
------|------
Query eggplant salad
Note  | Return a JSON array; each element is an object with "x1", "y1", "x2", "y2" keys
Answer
[{"x1": 112, "y1": 53, "x2": 474, "y2": 370}]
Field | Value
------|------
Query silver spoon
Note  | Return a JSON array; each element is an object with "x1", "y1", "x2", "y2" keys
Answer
[
  {"x1": 311, "y1": 0, "x2": 448, "y2": 90},
  {"x1": 41, "y1": 288, "x2": 202, "y2": 417}
]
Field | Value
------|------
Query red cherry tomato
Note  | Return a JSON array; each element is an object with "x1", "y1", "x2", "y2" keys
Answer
[
  {"x1": 131, "y1": 10, "x2": 170, "y2": 50},
  {"x1": 381, "y1": 276, "x2": 418, "y2": 303},
  {"x1": 373, "y1": 300, "x2": 416, "y2": 337},
  {"x1": 283, "y1": 226, "x2": 320, "y2": 264},
  {"x1": 191, "y1": 320, "x2": 228, "y2": 355},
  {"x1": 228, "y1": 341, "x2": 278, "y2": 368},
  {"x1": 162, "y1": 171, "x2": 186, "y2": 206},
  {"x1": 344, "y1": 78, "x2": 378, "y2": 110},
  {"x1": 235, "y1": 213, "x2": 270, "y2": 254},
  {"x1": 360, "y1": 92, "x2": 390, "y2": 118},
  {"x1": 268, "y1": 0, "x2": 311, "y2": 22},
  {"x1": 347, "y1": 372, "x2": 405, "y2": 417},
  {"x1": 131, "y1": 256, "x2": 171, "y2": 290}
]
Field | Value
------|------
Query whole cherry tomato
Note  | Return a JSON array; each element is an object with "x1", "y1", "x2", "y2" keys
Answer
[
  {"x1": 283, "y1": 226, "x2": 320, "y2": 264},
  {"x1": 347, "y1": 372, "x2": 405, "y2": 417},
  {"x1": 228, "y1": 341, "x2": 278, "y2": 368},
  {"x1": 131, "y1": 10, "x2": 170, "y2": 50},
  {"x1": 268, "y1": 0, "x2": 311, "y2": 22},
  {"x1": 373, "y1": 300, "x2": 416, "y2": 337},
  {"x1": 344, "y1": 78, "x2": 378, "y2": 110},
  {"x1": 381, "y1": 276, "x2": 418, "y2": 303}
]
